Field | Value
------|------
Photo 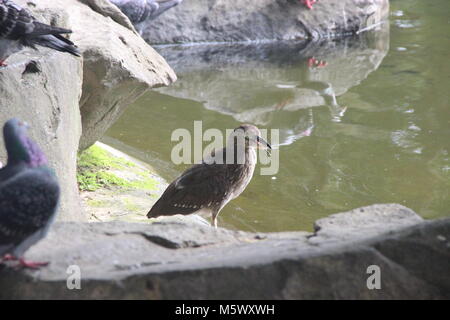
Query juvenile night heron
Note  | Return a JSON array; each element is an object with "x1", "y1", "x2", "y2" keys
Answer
[{"x1": 147, "y1": 124, "x2": 271, "y2": 228}]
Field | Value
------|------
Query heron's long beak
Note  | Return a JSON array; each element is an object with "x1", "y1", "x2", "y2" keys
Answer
[{"x1": 256, "y1": 136, "x2": 272, "y2": 156}]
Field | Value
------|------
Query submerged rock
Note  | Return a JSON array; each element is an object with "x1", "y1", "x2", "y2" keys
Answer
[
  {"x1": 0, "y1": 204, "x2": 448, "y2": 299},
  {"x1": 142, "y1": 0, "x2": 389, "y2": 44}
]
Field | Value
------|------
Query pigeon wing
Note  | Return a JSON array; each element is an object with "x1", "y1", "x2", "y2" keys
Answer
[
  {"x1": 0, "y1": 168, "x2": 60, "y2": 252},
  {"x1": 0, "y1": 1, "x2": 72, "y2": 40},
  {"x1": 110, "y1": 0, "x2": 149, "y2": 24}
]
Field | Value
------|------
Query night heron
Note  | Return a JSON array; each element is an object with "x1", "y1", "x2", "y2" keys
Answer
[{"x1": 147, "y1": 124, "x2": 272, "y2": 228}]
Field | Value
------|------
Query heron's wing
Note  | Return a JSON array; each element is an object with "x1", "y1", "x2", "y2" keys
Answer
[
  {"x1": 148, "y1": 163, "x2": 230, "y2": 217},
  {"x1": 0, "y1": 168, "x2": 59, "y2": 248}
]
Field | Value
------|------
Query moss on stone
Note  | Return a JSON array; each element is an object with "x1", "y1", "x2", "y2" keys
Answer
[
  {"x1": 123, "y1": 198, "x2": 141, "y2": 213},
  {"x1": 86, "y1": 199, "x2": 108, "y2": 208},
  {"x1": 77, "y1": 144, "x2": 159, "y2": 192}
]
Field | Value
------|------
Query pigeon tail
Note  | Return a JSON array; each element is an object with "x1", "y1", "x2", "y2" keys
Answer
[
  {"x1": 25, "y1": 22, "x2": 73, "y2": 37},
  {"x1": 0, "y1": 0, "x2": 81, "y2": 58},
  {"x1": 27, "y1": 34, "x2": 81, "y2": 57},
  {"x1": 149, "y1": 0, "x2": 183, "y2": 20}
]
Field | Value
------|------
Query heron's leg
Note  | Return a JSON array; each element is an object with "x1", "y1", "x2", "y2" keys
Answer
[
  {"x1": 211, "y1": 211, "x2": 219, "y2": 229},
  {"x1": 211, "y1": 216, "x2": 218, "y2": 229}
]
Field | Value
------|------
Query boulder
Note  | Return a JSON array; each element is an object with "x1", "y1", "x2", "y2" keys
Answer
[
  {"x1": 1, "y1": 204, "x2": 448, "y2": 299},
  {"x1": 23, "y1": 0, "x2": 177, "y2": 150},
  {"x1": 142, "y1": 0, "x2": 389, "y2": 44},
  {"x1": 1, "y1": 0, "x2": 176, "y2": 220},
  {"x1": 0, "y1": 50, "x2": 83, "y2": 221}
]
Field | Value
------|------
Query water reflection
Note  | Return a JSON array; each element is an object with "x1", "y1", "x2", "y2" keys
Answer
[
  {"x1": 156, "y1": 24, "x2": 389, "y2": 146},
  {"x1": 105, "y1": 1, "x2": 450, "y2": 232}
]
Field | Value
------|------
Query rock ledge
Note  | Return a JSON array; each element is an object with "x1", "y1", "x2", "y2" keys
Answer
[{"x1": 1, "y1": 204, "x2": 448, "y2": 299}]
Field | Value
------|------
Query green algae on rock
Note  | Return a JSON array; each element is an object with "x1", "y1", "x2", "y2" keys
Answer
[{"x1": 77, "y1": 142, "x2": 167, "y2": 222}]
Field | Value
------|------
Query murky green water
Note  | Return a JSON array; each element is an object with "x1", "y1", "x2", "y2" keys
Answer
[{"x1": 104, "y1": 0, "x2": 450, "y2": 232}]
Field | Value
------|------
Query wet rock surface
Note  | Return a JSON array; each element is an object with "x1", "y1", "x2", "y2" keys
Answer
[
  {"x1": 1, "y1": 204, "x2": 448, "y2": 299},
  {"x1": 142, "y1": 0, "x2": 389, "y2": 44}
]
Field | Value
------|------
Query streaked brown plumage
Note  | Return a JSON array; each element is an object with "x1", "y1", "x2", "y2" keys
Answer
[{"x1": 147, "y1": 124, "x2": 271, "y2": 228}]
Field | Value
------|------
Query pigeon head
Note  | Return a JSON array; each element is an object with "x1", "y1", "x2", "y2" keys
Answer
[{"x1": 3, "y1": 118, "x2": 47, "y2": 167}]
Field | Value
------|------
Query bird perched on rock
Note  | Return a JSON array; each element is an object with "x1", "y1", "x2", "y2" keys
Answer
[
  {"x1": 110, "y1": 0, "x2": 183, "y2": 34},
  {"x1": 0, "y1": 118, "x2": 60, "y2": 269},
  {"x1": 0, "y1": 0, "x2": 80, "y2": 67},
  {"x1": 148, "y1": 124, "x2": 271, "y2": 228}
]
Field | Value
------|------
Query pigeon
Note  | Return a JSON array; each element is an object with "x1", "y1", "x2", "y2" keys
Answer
[
  {"x1": 0, "y1": 0, "x2": 80, "y2": 67},
  {"x1": 0, "y1": 118, "x2": 60, "y2": 269},
  {"x1": 147, "y1": 125, "x2": 271, "y2": 228},
  {"x1": 110, "y1": 0, "x2": 183, "y2": 34}
]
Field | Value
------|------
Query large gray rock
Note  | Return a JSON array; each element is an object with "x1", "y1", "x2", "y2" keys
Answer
[
  {"x1": 142, "y1": 0, "x2": 389, "y2": 44},
  {"x1": 1, "y1": 204, "x2": 449, "y2": 299},
  {"x1": 0, "y1": 50, "x2": 83, "y2": 221},
  {"x1": 0, "y1": 0, "x2": 177, "y2": 220},
  {"x1": 24, "y1": 0, "x2": 177, "y2": 150}
]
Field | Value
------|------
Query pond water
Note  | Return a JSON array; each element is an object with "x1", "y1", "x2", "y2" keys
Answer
[{"x1": 103, "y1": 0, "x2": 450, "y2": 232}]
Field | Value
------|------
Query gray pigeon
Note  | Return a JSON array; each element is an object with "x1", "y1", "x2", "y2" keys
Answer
[
  {"x1": 0, "y1": 118, "x2": 60, "y2": 269},
  {"x1": 110, "y1": 0, "x2": 183, "y2": 34},
  {"x1": 0, "y1": 0, "x2": 80, "y2": 67}
]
